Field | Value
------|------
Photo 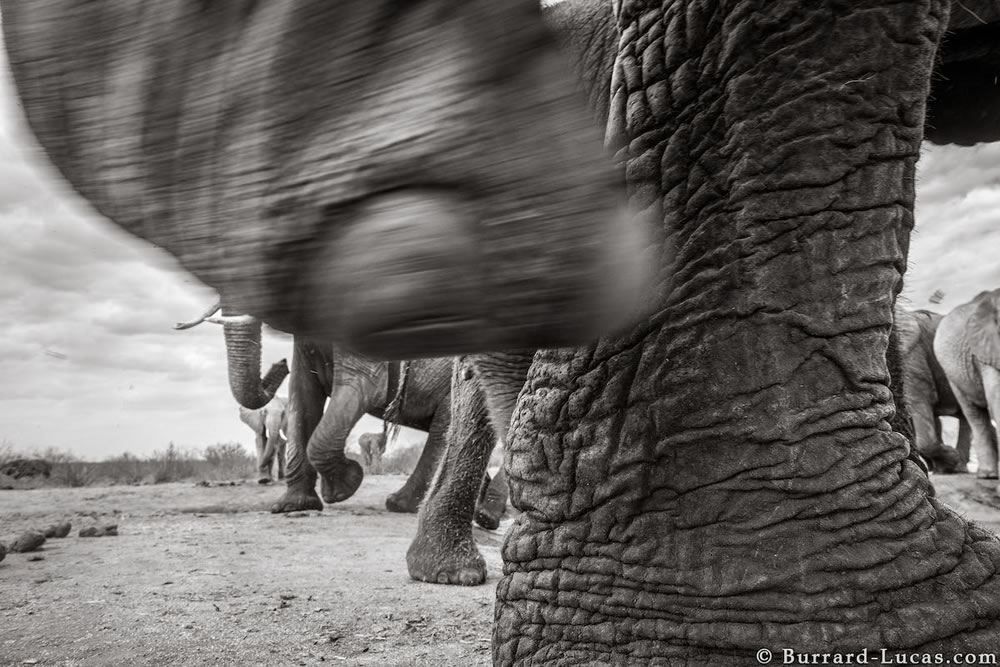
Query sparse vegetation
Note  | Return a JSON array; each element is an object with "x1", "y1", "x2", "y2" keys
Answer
[
  {"x1": 203, "y1": 442, "x2": 256, "y2": 480},
  {"x1": 150, "y1": 442, "x2": 202, "y2": 484},
  {"x1": 101, "y1": 452, "x2": 148, "y2": 485},
  {"x1": 0, "y1": 437, "x2": 426, "y2": 488},
  {"x1": 41, "y1": 448, "x2": 97, "y2": 488},
  {"x1": 0, "y1": 439, "x2": 16, "y2": 466}
]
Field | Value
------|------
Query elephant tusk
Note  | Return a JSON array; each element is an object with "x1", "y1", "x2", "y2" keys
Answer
[
  {"x1": 173, "y1": 302, "x2": 259, "y2": 329},
  {"x1": 173, "y1": 301, "x2": 222, "y2": 330},
  {"x1": 203, "y1": 314, "x2": 260, "y2": 327}
]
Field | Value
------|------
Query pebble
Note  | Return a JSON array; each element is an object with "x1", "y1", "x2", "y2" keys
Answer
[
  {"x1": 10, "y1": 531, "x2": 46, "y2": 553},
  {"x1": 43, "y1": 522, "x2": 72, "y2": 538},
  {"x1": 79, "y1": 524, "x2": 118, "y2": 538}
]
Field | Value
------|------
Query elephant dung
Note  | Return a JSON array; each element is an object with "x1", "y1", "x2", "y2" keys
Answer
[
  {"x1": 43, "y1": 522, "x2": 72, "y2": 538},
  {"x1": 79, "y1": 524, "x2": 118, "y2": 538},
  {"x1": 10, "y1": 530, "x2": 46, "y2": 553}
]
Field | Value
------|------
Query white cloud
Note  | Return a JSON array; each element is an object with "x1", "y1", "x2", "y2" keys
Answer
[
  {"x1": 905, "y1": 142, "x2": 1000, "y2": 312},
  {"x1": 0, "y1": 37, "x2": 296, "y2": 458}
]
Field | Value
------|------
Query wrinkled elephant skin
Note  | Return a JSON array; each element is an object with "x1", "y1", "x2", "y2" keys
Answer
[
  {"x1": 0, "y1": 0, "x2": 650, "y2": 359},
  {"x1": 6, "y1": 0, "x2": 1000, "y2": 664}
]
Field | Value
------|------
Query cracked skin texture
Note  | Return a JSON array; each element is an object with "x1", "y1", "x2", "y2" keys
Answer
[
  {"x1": 3, "y1": 0, "x2": 1000, "y2": 664},
  {"x1": 494, "y1": 0, "x2": 1000, "y2": 664}
]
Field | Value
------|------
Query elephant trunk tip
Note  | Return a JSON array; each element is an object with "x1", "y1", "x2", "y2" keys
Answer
[{"x1": 262, "y1": 359, "x2": 290, "y2": 396}]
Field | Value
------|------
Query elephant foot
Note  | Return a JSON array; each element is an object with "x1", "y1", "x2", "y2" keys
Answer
[
  {"x1": 474, "y1": 494, "x2": 506, "y2": 530},
  {"x1": 271, "y1": 489, "x2": 324, "y2": 514},
  {"x1": 386, "y1": 485, "x2": 425, "y2": 514},
  {"x1": 406, "y1": 527, "x2": 486, "y2": 586},
  {"x1": 318, "y1": 459, "x2": 364, "y2": 504},
  {"x1": 925, "y1": 448, "x2": 964, "y2": 475}
]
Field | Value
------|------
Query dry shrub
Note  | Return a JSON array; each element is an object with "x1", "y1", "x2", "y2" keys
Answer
[
  {"x1": 40, "y1": 447, "x2": 96, "y2": 488},
  {"x1": 203, "y1": 442, "x2": 255, "y2": 480},
  {"x1": 0, "y1": 439, "x2": 16, "y2": 467},
  {"x1": 100, "y1": 452, "x2": 148, "y2": 485},
  {"x1": 151, "y1": 443, "x2": 200, "y2": 484}
]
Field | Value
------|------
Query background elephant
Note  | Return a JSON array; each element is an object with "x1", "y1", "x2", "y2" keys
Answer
[
  {"x1": 7, "y1": 0, "x2": 1000, "y2": 663},
  {"x1": 934, "y1": 289, "x2": 1000, "y2": 479},
  {"x1": 896, "y1": 308, "x2": 970, "y2": 473},
  {"x1": 176, "y1": 306, "x2": 465, "y2": 514},
  {"x1": 358, "y1": 432, "x2": 387, "y2": 475},
  {"x1": 238, "y1": 396, "x2": 288, "y2": 485},
  {"x1": 180, "y1": 308, "x2": 511, "y2": 585}
]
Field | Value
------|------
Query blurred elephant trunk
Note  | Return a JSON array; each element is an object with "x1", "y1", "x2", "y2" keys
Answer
[{"x1": 222, "y1": 312, "x2": 289, "y2": 410}]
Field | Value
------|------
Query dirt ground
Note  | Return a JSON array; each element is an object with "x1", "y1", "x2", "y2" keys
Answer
[
  {"x1": 2, "y1": 473, "x2": 1000, "y2": 667},
  {"x1": 1, "y1": 475, "x2": 507, "y2": 667}
]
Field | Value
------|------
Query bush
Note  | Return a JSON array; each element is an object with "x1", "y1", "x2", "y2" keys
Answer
[
  {"x1": 150, "y1": 442, "x2": 200, "y2": 484},
  {"x1": 101, "y1": 452, "x2": 148, "y2": 485},
  {"x1": 40, "y1": 447, "x2": 97, "y2": 488},
  {"x1": 204, "y1": 442, "x2": 255, "y2": 479},
  {"x1": 0, "y1": 439, "x2": 15, "y2": 467}
]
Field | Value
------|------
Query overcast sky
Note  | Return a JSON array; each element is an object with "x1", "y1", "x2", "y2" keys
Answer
[{"x1": 0, "y1": 42, "x2": 998, "y2": 461}]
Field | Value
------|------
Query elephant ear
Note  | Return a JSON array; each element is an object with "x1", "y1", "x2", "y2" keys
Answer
[
  {"x1": 967, "y1": 291, "x2": 1000, "y2": 369},
  {"x1": 239, "y1": 406, "x2": 265, "y2": 434},
  {"x1": 895, "y1": 309, "x2": 921, "y2": 358}
]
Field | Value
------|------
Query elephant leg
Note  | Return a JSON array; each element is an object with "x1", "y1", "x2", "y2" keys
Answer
[
  {"x1": 909, "y1": 396, "x2": 959, "y2": 474},
  {"x1": 271, "y1": 347, "x2": 325, "y2": 513},
  {"x1": 978, "y1": 366, "x2": 1000, "y2": 479},
  {"x1": 951, "y1": 380, "x2": 998, "y2": 480},
  {"x1": 474, "y1": 461, "x2": 509, "y2": 531},
  {"x1": 386, "y1": 409, "x2": 448, "y2": 514},
  {"x1": 464, "y1": 351, "x2": 533, "y2": 529},
  {"x1": 407, "y1": 358, "x2": 489, "y2": 586},
  {"x1": 956, "y1": 417, "x2": 972, "y2": 472},
  {"x1": 276, "y1": 438, "x2": 286, "y2": 481},
  {"x1": 469, "y1": 351, "x2": 535, "y2": 442},
  {"x1": 254, "y1": 432, "x2": 274, "y2": 484}
]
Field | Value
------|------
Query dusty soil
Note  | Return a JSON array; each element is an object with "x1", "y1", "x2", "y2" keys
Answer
[
  {"x1": 1, "y1": 475, "x2": 508, "y2": 667},
  {"x1": 2, "y1": 472, "x2": 999, "y2": 666}
]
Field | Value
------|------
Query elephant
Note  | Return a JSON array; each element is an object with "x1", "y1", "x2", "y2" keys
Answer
[
  {"x1": 238, "y1": 396, "x2": 289, "y2": 485},
  {"x1": 934, "y1": 289, "x2": 1000, "y2": 479},
  {"x1": 175, "y1": 305, "x2": 467, "y2": 515},
  {"x1": 357, "y1": 432, "x2": 387, "y2": 475},
  {"x1": 6, "y1": 0, "x2": 1000, "y2": 663},
  {"x1": 895, "y1": 308, "x2": 970, "y2": 473}
]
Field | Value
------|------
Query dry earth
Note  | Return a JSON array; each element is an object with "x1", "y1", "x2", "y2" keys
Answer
[
  {"x1": 1, "y1": 475, "x2": 508, "y2": 666},
  {"x1": 2, "y1": 473, "x2": 999, "y2": 666}
]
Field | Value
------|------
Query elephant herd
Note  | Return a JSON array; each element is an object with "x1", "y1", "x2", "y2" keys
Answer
[
  {"x1": 898, "y1": 291, "x2": 1000, "y2": 479},
  {"x1": 225, "y1": 287, "x2": 1000, "y2": 589},
  {"x1": 6, "y1": 0, "x2": 1000, "y2": 662}
]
